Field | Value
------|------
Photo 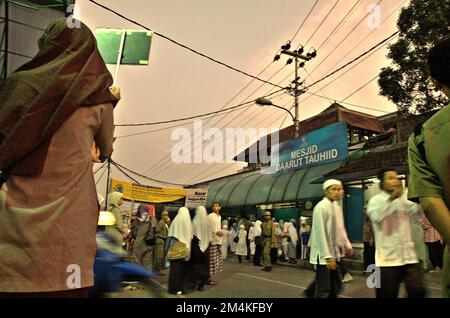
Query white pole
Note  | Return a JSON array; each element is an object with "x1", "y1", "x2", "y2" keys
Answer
[{"x1": 113, "y1": 30, "x2": 126, "y2": 87}]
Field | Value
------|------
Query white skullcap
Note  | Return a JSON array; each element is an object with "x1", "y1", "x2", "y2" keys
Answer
[{"x1": 323, "y1": 179, "x2": 342, "y2": 190}]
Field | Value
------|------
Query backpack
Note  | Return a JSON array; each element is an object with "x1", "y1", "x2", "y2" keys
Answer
[{"x1": 144, "y1": 227, "x2": 156, "y2": 246}]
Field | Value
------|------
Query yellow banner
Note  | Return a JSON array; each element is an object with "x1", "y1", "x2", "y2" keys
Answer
[{"x1": 111, "y1": 179, "x2": 187, "y2": 203}]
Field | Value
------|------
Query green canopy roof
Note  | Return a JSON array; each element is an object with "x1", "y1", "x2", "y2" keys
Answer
[{"x1": 204, "y1": 161, "x2": 343, "y2": 208}]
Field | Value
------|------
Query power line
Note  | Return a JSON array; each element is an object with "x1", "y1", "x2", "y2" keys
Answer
[
  {"x1": 303, "y1": 68, "x2": 333, "y2": 103},
  {"x1": 95, "y1": 166, "x2": 108, "y2": 185},
  {"x1": 88, "y1": 0, "x2": 284, "y2": 89},
  {"x1": 190, "y1": 83, "x2": 390, "y2": 184},
  {"x1": 152, "y1": 25, "x2": 384, "y2": 183},
  {"x1": 304, "y1": 30, "x2": 399, "y2": 90},
  {"x1": 111, "y1": 160, "x2": 189, "y2": 187},
  {"x1": 141, "y1": 67, "x2": 288, "y2": 178},
  {"x1": 115, "y1": 122, "x2": 188, "y2": 139},
  {"x1": 104, "y1": 0, "x2": 326, "y2": 176},
  {"x1": 115, "y1": 90, "x2": 288, "y2": 139},
  {"x1": 93, "y1": 161, "x2": 108, "y2": 175},
  {"x1": 256, "y1": 29, "x2": 397, "y2": 114},
  {"x1": 290, "y1": 33, "x2": 392, "y2": 110},
  {"x1": 190, "y1": 32, "x2": 398, "y2": 183},
  {"x1": 182, "y1": 0, "x2": 328, "y2": 184},
  {"x1": 138, "y1": 1, "x2": 348, "y2": 178},
  {"x1": 110, "y1": 160, "x2": 142, "y2": 185},
  {"x1": 115, "y1": 87, "x2": 286, "y2": 127},
  {"x1": 192, "y1": 67, "x2": 393, "y2": 184},
  {"x1": 138, "y1": 65, "x2": 283, "y2": 175},
  {"x1": 155, "y1": 93, "x2": 291, "y2": 183},
  {"x1": 341, "y1": 74, "x2": 380, "y2": 101},
  {"x1": 277, "y1": 0, "x2": 386, "y2": 101},
  {"x1": 316, "y1": 0, "x2": 363, "y2": 51},
  {"x1": 304, "y1": 91, "x2": 390, "y2": 113},
  {"x1": 192, "y1": 106, "x2": 295, "y2": 184},
  {"x1": 298, "y1": 32, "x2": 399, "y2": 105},
  {"x1": 137, "y1": 1, "x2": 361, "y2": 180},
  {"x1": 308, "y1": 0, "x2": 384, "y2": 75},
  {"x1": 290, "y1": 0, "x2": 320, "y2": 42},
  {"x1": 319, "y1": 0, "x2": 408, "y2": 78},
  {"x1": 158, "y1": 29, "x2": 399, "y2": 184},
  {"x1": 304, "y1": 0, "x2": 341, "y2": 47},
  {"x1": 187, "y1": 98, "x2": 294, "y2": 184}
]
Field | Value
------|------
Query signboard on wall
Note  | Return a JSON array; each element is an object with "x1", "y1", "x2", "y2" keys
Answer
[{"x1": 272, "y1": 121, "x2": 348, "y2": 173}]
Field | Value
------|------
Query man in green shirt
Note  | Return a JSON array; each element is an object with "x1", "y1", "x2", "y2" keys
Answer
[
  {"x1": 261, "y1": 211, "x2": 276, "y2": 272},
  {"x1": 407, "y1": 38, "x2": 450, "y2": 297},
  {"x1": 153, "y1": 211, "x2": 170, "y2": 275}
]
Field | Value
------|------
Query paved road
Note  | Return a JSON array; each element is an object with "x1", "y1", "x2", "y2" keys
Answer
[{"x1": 108, "y1": 256, "x2": 443, "y2": 298}]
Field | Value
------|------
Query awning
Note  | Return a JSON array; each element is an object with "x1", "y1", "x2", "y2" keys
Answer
[{"x1": 204, "y1": 161, "x2": 343, "y2": 208}]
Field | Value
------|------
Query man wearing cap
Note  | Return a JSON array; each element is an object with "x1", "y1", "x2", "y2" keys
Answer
[
  {"x1": 153, "y1": 211, "x2": 170, "y2": 275},
  {"x1": 309, "y1": 179, "x2": 344, "y2": 298},
  {"x1": 261, "y1": 211, "x2": 277, "y2": 272}
]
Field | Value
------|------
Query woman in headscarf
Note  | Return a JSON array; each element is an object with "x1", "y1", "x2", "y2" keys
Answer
[
  {"x1": 235, "y1": 224, "x2": 248, "y2": 263},
  {"x1": 253, "y1": 220, "x2": 263, "y2": 266},
  {"x1": 248, "y1": 222, "x2": 256, "y2": 256},
  {"x1": 129, "y1": 204, "x2": 155, "y2": 269},
  {"x1": 105, "y1": 191, "x2": 127, "y2": 248},
  {"x1": 279, "y1": 220, "x2": 288, "y2": 262},
  {"x1": 285, "y1": 222, "x2": 299, "y2": 263},
  {"x1": 167, "y1": 207, "x2": 193, "y2": 295},
  {"x1": 300, "y1": 221, "x2": 311, "y2": 260},
  {"x1": 271, "y1": 220, "x2": 282, "y2": 264},
  {"x1": 187, "y1": 206, "x2": 212, "y2": 292},
  {"x1": 221, "y1": 224, "x2": 230, "y2": 260},
  {"x1": 229, "y1": 222, "x2": 239, "y2": 254},
  {"x1": 0, "y1": 17, "x2": 118, "y2": 297}
]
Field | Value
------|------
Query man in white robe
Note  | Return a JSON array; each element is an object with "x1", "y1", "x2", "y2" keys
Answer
[
  {"x1": 309, "y1": 179, "x2": 343, "y2": 298},
  {"x1": 367, "y1": 168, "x2": 426, "y2": 298}
]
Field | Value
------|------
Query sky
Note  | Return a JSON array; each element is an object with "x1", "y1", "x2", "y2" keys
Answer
[{"x1": 75, "y1": 0, "x2": 411, "y2": 194}]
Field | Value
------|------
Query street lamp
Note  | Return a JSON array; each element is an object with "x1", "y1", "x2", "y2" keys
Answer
[{"x1": 255, "y1": 97, "x2": 298, "y2": 137}]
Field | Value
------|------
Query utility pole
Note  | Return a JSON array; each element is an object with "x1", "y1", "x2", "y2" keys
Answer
[{"x1": 274, "y1": 42, "x2": 317, "y2": 137}]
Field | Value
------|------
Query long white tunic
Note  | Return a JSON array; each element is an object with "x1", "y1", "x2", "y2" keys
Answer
[
  {"x1": 367, "y1": 192, "x2": 419, "y2": 267},
  {"x1": 221, "y1": 229, "x2": 229, "y2": 259},
  {"x1": 309, "y1": 197, "x2": 340, "y2": 265},
  {"x1": 235, "y1": 230, "x2": 248, "y2": 256},
  {"x1": 208, "y1": 212, "x2": 222, "y2": 246}
]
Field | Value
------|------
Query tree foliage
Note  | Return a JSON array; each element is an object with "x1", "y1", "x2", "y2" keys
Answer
[{"x1": 378, "y1": 0, "x2": 450, "y2": 114}]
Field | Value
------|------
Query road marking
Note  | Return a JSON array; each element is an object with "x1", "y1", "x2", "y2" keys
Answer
[{"x1": 236, "y1": 273, "x2": 352, "y2": 298}]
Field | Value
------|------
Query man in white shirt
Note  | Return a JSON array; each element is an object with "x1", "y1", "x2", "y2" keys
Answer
[
  {"x1": 309, "y1": 179, "x2": 344, "y2": 298},
  {"x1": 367, "y1": 168, "x2": 426, "y2": 298},
  {"x1": 208, "y1": 202, "x2": 224, "y2": 285}
]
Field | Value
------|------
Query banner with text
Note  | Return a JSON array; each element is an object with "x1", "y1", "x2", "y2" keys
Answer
[{"x1": 111, "y1": 179, "x2": 207, "y2": 206}]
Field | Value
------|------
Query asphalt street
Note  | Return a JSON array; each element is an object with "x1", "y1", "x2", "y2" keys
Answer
[{"x1": 107, "y1": 255, "x2": 443, "y2": 298}]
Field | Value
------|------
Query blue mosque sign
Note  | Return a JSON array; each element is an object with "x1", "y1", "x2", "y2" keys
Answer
[{"x1": 272, "y1": 121, "x2": 348, "y2": 173}]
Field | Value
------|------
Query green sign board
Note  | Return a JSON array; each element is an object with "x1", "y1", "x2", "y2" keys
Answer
[{"x1": 95, "y1": 28, "x2": 153, "y2": 65}]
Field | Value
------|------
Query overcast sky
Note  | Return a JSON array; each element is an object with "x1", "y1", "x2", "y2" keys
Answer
[{"x1": 76, "y1": 0, "x2": 410, "y2": 193}]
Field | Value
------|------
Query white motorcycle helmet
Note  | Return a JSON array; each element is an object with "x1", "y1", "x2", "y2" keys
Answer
[{"x1": 98, "y1": 211, "x2": 116, "y2": 226}]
